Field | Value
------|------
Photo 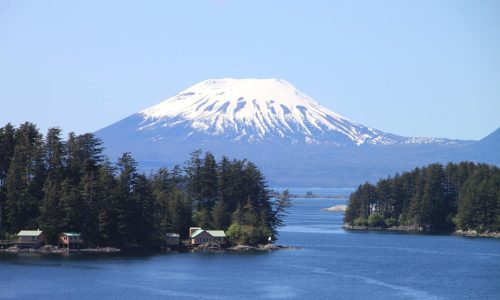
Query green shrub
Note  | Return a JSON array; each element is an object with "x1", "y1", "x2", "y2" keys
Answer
[
  {"x1": 385, "y1": 218, "x2": 398, "y2": 227},
  {"x1": 226, "y1": 222, "x2": 273, "y2": 245},
  {"x1": 368, "y1": 213, "x2": 385, "y2": 227},
  {"x1": 353, "y1": 217, "x2": 368, "y2": 226}
]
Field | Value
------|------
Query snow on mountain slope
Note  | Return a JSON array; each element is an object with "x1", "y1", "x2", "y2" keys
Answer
[
  {"x1": 94, "y1": 78, "x2": 487, "y2": 186},
  {"x1": 136, "y1": 78, "x2": 453, "y2": 146}
]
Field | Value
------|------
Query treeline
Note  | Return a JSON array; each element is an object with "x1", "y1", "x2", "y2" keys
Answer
[
  {"x1": 0, "y1": 122, "x2": 289, "y2": 247},
  {"x1": 344, "y1": 162, "x2": 499, "y2": 233}
]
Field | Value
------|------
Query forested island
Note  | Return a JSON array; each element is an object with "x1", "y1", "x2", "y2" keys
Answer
[
  {"x1": 0, "y1": 122, "x2": 291, "y2": 250},
  {"x1": 344, "y1": 162, "x2": 499, "y2": 237}
]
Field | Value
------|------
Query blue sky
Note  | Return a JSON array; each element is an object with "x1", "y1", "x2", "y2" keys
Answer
[{"x1": 1, "y1": 0, "x2": 499, "y2": 140}]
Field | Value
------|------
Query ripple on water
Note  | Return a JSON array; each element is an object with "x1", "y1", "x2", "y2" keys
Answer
[{"x1": 310, "y1": 267, "x2": 443, "y2": 300}]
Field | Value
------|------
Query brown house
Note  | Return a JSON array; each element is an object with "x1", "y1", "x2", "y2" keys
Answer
[
  {"x1": 59, "y1": 232, "x2": 83, "y2": 249},
  {"x1": 17, "y1": 230, "x2": 44, "y2": 248},
  {"x1": 189, "y1": 227, "x2": 226, "y2": 245}
]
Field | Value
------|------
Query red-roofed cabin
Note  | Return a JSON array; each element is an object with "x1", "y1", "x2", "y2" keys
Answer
[{"x1": 59, "y1": 232, "x2": 83, "y2": 249}]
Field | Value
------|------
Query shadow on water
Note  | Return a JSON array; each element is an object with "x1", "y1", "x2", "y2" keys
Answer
[{"x1": 0, "y1": 247, "x2": 274, "y2": 266}]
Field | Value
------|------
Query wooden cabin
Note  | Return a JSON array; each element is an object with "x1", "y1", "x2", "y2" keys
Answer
[
  {"x1": 189, "y1": 228, "x2": 226, "y2": 245},
  {"x1": 165, "y1": 233, "x2": 180, "y2": 246},
  {"x1": 59, "y1": 232, "x2": 83, "y2": 249},
  {"x1": 17, "y1": 230, "x2": 44, "y2": 248}
]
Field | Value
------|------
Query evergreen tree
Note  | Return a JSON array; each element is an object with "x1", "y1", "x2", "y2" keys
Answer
[
  {"x1": 167, "y1": 187, "x2": 192, "y2": 239},
  {"x1": 345, "y1": 162, "x2": 500, "y2": 233},
  {"x1": 185, "y1": 150, "x2": 203, "y2": 210},
  {"x1": 132, "y1": 174, "x2": 156, "y2": 246},
  {"x1": 270, "y1": 189, "x2": 292, "y2": 232},
  {"x1": 0, "y1": 123, "x2": 16, "y2": 235},
  {"x1": 39, "y1": 128, "x2": 66, "y2": 243},
  {"x1": 212, "y1": 199, "x2": 230, "y2": 229},
  {"x1": 200, "y1": 152, "x2": 218, "y2": 209},
  {"x1": 114, "y1": 152, "x2": 138, "y2": 246},
  {"x1": 0, "y1": 123, "x2": 16, "y2": 187},
  {"x1": 4, "y1": 122, "x2": 45, "y2": 232},
  {"x1": 0, "y1": 122, "x2": 291, "y2": 247},
  {"x1": 94, "y1": 162, "x2": 117, "y2": 245}
]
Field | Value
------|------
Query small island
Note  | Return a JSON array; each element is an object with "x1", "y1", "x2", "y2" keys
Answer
[
  {"x1": 344, "y1": 162, "x2": 499, "y2": 238},
  {"x1": 0, "y1": 123, "x2": 293, "y2": 253}
]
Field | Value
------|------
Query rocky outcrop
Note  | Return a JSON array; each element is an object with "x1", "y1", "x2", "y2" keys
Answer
[
  {"x1": 454, "y1": 230, "x2": 500, "y2": 238},
  {"x1": 344, "y1": 224, "x2": 500, "y2": 238},
  {"x1": 321, "y1": 204, "x2": 347, "y2": 212},
  {"x1": 191, "y1": 243, "x2": 224, "y2": 252}
]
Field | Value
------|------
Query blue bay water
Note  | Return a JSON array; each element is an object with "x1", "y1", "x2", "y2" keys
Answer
[{"x1": 1, "y1": 189, "x2": 499, "y2": 299}]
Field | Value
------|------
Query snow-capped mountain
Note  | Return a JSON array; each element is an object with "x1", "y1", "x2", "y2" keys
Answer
[
  {"x1": 96, "y1": 78, "x2": 495, "y2": 187},
  {"x1": 135, "y1": 78, "x2": 455, "y2": 146}
]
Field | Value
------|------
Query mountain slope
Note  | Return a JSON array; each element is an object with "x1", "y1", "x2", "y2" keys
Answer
[
  {"x1": 95, "y1": 78, "x2": 493, "y2": 187},
  {"x1": 467, "y1": 127, "x2": 500, "y2": 165},
  {"x1": 133, "y1": 78, "x2": 459, "y2": 146}
]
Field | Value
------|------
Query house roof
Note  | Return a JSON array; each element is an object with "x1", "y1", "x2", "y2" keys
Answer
[
  {"x1": 165, "y1": 233, "x2": 180, "y2": 238},
  {"x1": 190, "y1": 229, "x2": 205, "y2": 238},
  {"x1": 191, "y1": 229, "x2": 226, "y2": 238},
  {"x1": 207, "y1": 230, "x2": 226, "y2": 238},
  {"x1": 61, "y1": 232, "x2": 81, "y2": 237},
  {"x1": 17, "y1": 230, "x2": 43, "y2": 237}
]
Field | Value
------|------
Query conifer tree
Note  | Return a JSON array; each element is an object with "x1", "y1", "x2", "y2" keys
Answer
[
  {"x1": 39, "y1": 128, "x2": 66, "y2": 242},
  {"x1": 4, "y1": 122, "x2": 45, "y2": 232},
  {"x1": 115, "y1": 152, "x2": 138, "y2": 246},
  {"x1": 185, "y1": 150, "x2": 203, "y2": 210},
  {"x1": 0, "y1": 123, "x2": 16, "y2": 235},
  {"x1": 200, "y1": 152, "x2": 218, "y2": 209}
]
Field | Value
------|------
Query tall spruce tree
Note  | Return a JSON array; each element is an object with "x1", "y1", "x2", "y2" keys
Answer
[
  {"x1": 200, "y1": 152, "x2": 218, "y2": 209},
  {"x1": 4, "y1": 122, "x2": 45, "y2": 232},
  {"x1": 185, "y1": 150, "x2": 203, "y2": 211},
  {"x1": 39, "y1": 128, "x2": 66, "y2": 243},
  {"x1": 0, "y1": 123, "x2": 16, "y2": 235}
]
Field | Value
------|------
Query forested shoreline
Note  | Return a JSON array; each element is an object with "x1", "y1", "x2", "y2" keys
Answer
[
  {"x1": 0, "y1": 122, "x2": 290, "y2": 248},
  {"x1": 344, "y1": 162, "x2": 499, "y2": 235}
]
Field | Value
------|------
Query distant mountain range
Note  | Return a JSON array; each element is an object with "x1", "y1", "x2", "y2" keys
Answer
[{"x1": 96, "y1": 78, "x2": 499, "y2": 187}]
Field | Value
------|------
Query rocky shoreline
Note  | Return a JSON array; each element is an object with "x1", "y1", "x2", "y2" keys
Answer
[
  {"x1": 1, "y1": 243, "x2": 299, "y2": 254},
  {"x1": 0, "y1": 245, "x2": 121, "y2": 254},
  {"x1": 454, "y1": 229, "x2": 500, "y2": 238},
  {"x1": 343, "y1": 224, "x2": 500, "y2": 238},
  {"x1": 190, "y1": 243, "x2": 299, "y2": 252}
]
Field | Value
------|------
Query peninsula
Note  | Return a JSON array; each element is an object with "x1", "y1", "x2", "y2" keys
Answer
[
  {"x1": 0, "y1": 122, "x2": 292, "y2": 252},
  {"x1": 344, "y1": 162, "x2": 499, "y2": 238}
]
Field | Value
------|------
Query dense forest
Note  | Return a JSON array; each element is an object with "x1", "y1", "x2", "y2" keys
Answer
[
  {"x1": 0, "y1": 122, "x2": 290, "y2": 248},
  {"x1": 344, "y1": 162, "x2": 499, "y2": 233}
]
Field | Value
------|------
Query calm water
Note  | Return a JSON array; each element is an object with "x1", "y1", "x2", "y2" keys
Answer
[{"x1": 1, "y1": 189, "x2": 499, "y2": 300}]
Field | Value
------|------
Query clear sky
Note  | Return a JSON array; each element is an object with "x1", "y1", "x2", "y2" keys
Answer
[{"x1": 1, "y1": 0, "x2": 499, "y2": 140}]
